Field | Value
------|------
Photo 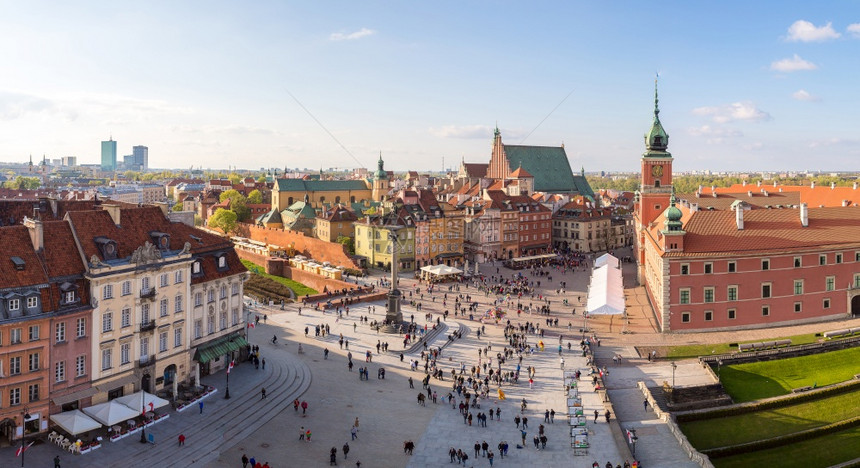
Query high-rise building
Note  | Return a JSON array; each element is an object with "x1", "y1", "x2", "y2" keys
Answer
[
  {"x1": 133, "y1": 145, "x2": 149, "y2": 171},
  {"x1": 101, "y1": 137, "x2": 117, "y2": 172}
]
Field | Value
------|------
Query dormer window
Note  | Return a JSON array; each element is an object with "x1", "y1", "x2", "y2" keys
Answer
[
  {"x1": 59, "y1": 282, "x2": 80, "y2": 307},
  {"x1": 150, "y1": 231, "x2": 171, "y2": 251},
  {"x1": 218, "y1": 256, "x2": 227, "y2": 269},
  {"x1": 94, "y1": 237, "x2": 118, "y2": 260},
  {"x1": 192, "y1": 260, "x2": 203, "y2": 276},
  {"x1": 11, "y1": 256, "x2": 25, "y2": 270}
]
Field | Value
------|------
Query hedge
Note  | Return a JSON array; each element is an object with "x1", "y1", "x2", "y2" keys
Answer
[
  {"x1": 675, "y1": 379, "x2": 860, "y2": 423},
  {"x1": 704, "y1": 415, "x2": 860, "y2": 459}
]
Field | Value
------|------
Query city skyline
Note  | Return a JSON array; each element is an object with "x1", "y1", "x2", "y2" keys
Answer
[{"x1": 0, "y1": 2, "x2": 858, "y2": 172}]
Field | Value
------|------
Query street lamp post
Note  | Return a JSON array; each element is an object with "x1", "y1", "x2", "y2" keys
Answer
[
  {"x1": 20, "y1": 408, "x2": 29, "y2": 467},
  {"x1": 671, "y1": 361, "x2": 677, "y2": 388},
  {"x1": 717, "y1": 360, "x2": 723, "y2": 381},
  {"x1": 140, "y1": 379, "x2": 147, "y2": 444},
  {"x1": 630, "y1": 428, "x2": 638, "y2": 456},
  {"x1": 225, "y1": 350, "x2": 234, "y2": 399}
]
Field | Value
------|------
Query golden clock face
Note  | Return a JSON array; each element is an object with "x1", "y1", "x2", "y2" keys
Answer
[{"x1": 651, "y1": 165, "x2": 663, "y2": 177}]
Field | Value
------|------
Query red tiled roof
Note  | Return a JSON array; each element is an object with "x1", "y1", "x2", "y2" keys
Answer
[
  {"x1": 463, "y1": 163, "x2": 488, "y2": 178},
  {"x1": 0, "y1": 225, "x2": 49, "y2": 288},
  {"x1": 40, "y1": 221, "x2": 86, "y2": 278},
  {"x1": 676, "y1": 206, "x2": 860, "y2": 255},
  {"x1": 509, "y1": 166, "x2": 533, "y2": 178}
]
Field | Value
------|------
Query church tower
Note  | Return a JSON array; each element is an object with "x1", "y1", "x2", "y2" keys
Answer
[
  {"x1": 372, "y1": 153, "x2": 389, "y2": 201},
  {"x1": 635, "y1": 79, "x2": 674, "y2": 278}
]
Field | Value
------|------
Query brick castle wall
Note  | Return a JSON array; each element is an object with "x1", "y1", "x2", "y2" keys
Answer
[{"x1": 235, "y1": 223, "x2": 360, "y2": 269}]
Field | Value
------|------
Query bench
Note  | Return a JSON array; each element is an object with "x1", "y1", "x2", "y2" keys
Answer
[{"x1": 792, "y1": 386, "x2": 813, "y2": 393}]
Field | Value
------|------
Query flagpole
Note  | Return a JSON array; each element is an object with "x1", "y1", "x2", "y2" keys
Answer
[
  {"x1": 20, "y1": 407, "x2": 29, "y2": 467},
  {"x1": 225, "y1": 355, "x2": 232, "y2": 399}
]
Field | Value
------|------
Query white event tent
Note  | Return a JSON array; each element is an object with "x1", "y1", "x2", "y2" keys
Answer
[
  {"x1": 586, "y1": 264, "x2": 625, "y2": 316},
  {"x1": 420, "y1": 264, "x2": 463, "y2": 278},
  {"x1": 114, "y1": 391, "x2": 170, "y2": 413},
  {"x1": 50, "y1": 410, "x2": 102, "y2": 435},
  {"x1": 593, "y1": 253, "x2": 621, "y2": 269},
  {"x1": 82, "y1": 400, "x2": 141, "y2": 426}
]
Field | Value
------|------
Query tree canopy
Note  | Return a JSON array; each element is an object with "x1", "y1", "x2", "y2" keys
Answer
[
  {"x1": 208, "y1": 208, "x2": 238, "y2": 234},
  {"x1": 247, "y1": 189, "x2": 263, "y2": 204}
]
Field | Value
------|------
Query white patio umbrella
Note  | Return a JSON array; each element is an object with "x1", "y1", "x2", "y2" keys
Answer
[
  {"x1": 114, "y1": 391, "x2": 169, "y2": 413},
  {"x1": 82, "y1": 401, "x2": 141, "y2": 426},
  {"x1": 50, "y1": 410, "x2": 102, "y2": 435}
]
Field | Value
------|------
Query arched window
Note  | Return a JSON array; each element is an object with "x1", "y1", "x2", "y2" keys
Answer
[
  {"x1": 654, "y1": 180, "x2": 661, "y2": 187},
  {"x1": 335, "y1": 196, "x2": 341, "y2": 203}
]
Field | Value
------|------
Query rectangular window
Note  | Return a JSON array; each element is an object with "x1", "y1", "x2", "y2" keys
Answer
[
  {"x1": 159, "y1": 332, "x2": 168, "y2": 353},
  {"x1": 855, "y1": 274, "x2": 860, "y2": 289},
  {"x1": 121, "y1": 308, "x2": 131, "y2": 328},
  {"x1": 727, "y1": 286, "x2": 738, "y2": 301},
  {"x1": 681, "y1": 312, "x2": 690, "y2": 323},
  {"x1": 140, "y1": 337, "x2": 149, "y2": 359},
  {"x1": 160, "y1": 299, "x2": 168, "y2": 317},
  {"x1": 207, "y1": 290, "x2": 214, "y2": 303},
  {"x1": 704, "y1": 263, "x2": 713, "y2": 274},
  {"x1": 826, "y1": 276, "x2": 835, "y2": 292},
  {"x1": 823, "y1": 298, "x2": 831, "y2": 309},
  {"x1": 195, "y1": 293, "x2": 202, "y2": 307},
  {"x1": 175, "y1": 295, "x2": 183, "y2": 313},
  {"x1": 76, "y1": 318, "x2": 85, "y2": 338},
  {"x1": 704, "y1": 288, "x2": 715, "y2": 303},
  {"x1": 141, "y1": 304, "x2": 150, "y2": 323},
  {"x1": 160, "y1": 274, "x2": 169, "y2": 288},
  {"x1": 794, "y1": 302, "x2": 802, "y2": 313},
  {"x1": 704, "y1": 310, "x2": 713, "y2": 321},
  {"x1": 28, "y1": 325, "x2": 39, "y2": 341},
  {"x1": 220, "y1": 286, "x2": 227, "y2": 300},
  {"x1": 727, "y1": 261, "x2": 736, "y2": 273},
  {"x1": 101, "y1": 348, "x2": 112, "y2": 370},
  {"x1": 794, "y1": 280, "x2": 804, "y2": 295},
  {"x1": 122, "y1": 281, "x2": 131, "y2": 296},
  {"x1": 836, "y1": 253, "x2": 843, "y2": 264},
  {"x1": 142, "y1": 277, "x2": 151, "y2": 291},
  {"x1": 120, "y1": 343, "x2": 130, "y2": 365},
  {"x1": 9, "y1": 299, "x2": 20, "y2": 311},
  {"x1": 55, "y1": 361, "x2": 65, "y2": 382},
  {"x1": 102, "y1": 312, "x2": 113, "y2": 332},
  {"x1": 10, "y1": 387, "x2": 21, "y2": 406},
  {"x1": 856, "y1": 252, "x2": 860, "y2": 262},
  {"x1": 175, "y1": 270, "x2": 183, "y2": 283},
  {"x1": 232, "y1": 283, "x2": 239, "y2": 296},
  {"x1": 27, "y1": 296, "x2": 38, "y2": 308},
  {"x1": 762, "y1": 305, "x2": 770, "y2": 316},
  {"x1": 727, "y1": 309, "x2": 736, "y2": 320},
  {"x1": 65, "y1": 291, "x2": 75, "y2": 303},
  {"x1": 29, "y1": 352, "x2": 39, "y2": 371},
  {"x1": 232, "y1": 308, "x2": 239, "y2": 326},
  {"x1": 10, "y1": 356, "x2": 21, "y2": 375},
  {"x1": 194, "y1": 320, "x2": 202, "y2": 339},
  {"x1": 55, "y1": 323, "x2": 65, "y2": 343},
  {"x1": 174, "y1": 328, "x2": 182, "y2": 348},
  {"x1": 103, "y1": 284, "x2": 113, "y2": 300},
  {"x1": 11, "y1": 328, "x2": 21, "y2": 344},
  {"x1": 819, "y1": 254, "x2": 827, "y2": 266},
  {"x1": 762, "y1": 283, "x2": 772, "y2": 299},
  {"x1": 28, "y1": 384, "x2": 39, "y2": 402},
  {"x1": 76, "y1": 355, "x2": 85, "y2": 377},
  {"x1": 794, "y1": 256, "x2": 802, "y2": 268},
  {"x1": 762, "y1": 259, "x2": 770, "y2": 271},
  {"x1": 679, "y1": 289, "x2": 691, "y2": 304}
]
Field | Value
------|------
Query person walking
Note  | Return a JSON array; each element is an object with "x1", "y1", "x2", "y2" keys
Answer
[
  {"x1": 242, "y1": 454, "x2": 249, "y2": 468},
  {"x1": 550, "y1": 409, "x2": 555, "y2": 423},
  {"x1": 199, "y1": 401, "x2": 204, "y2": 414},
  {"x1": 605, "y1": 410, "x2": 611, "y2": 423},
  {"x1": 261, "y1": 387, "x2": 267, "y2": 400},
  {"x1": 301, "y1": 400, "x2": 308, "y2": 415},
  {"x1": 178, "y1": 433, "x2": 186, "y2": 446},
  {"x1": 343, "y1": 443, "x2": 350, "y2": 459},
  {"x1": 594, "y1": 410, "x2": 599, "y2": 423},
  {"x1": 351, "y1": 426, "x2": 358, "y2": 440},
  {"x1": 249, "y1": 456, "x2": 256, "y2": 468},
  {"x1": 262, "y1": 358, "x2": 266, "y2": 370},
  {"x1": 330, "y1": 447, "x2": 338, "y2": 466},
  {"x1": 643, "y1": 399, "x2": 649, "y2": 411},
  {"x1": 299, "y1": 427, "x2": 305, "y2": 441},
  {"x1": 54, "y1": 456, "x2": 61, "y2": 468}
]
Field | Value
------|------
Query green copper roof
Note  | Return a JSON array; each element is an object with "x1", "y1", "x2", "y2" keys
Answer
[
  {"x1": 257, "y1": 207, "x2": 283, "y2": 224},
  {"x1": 503, "y1": 144, "x2": 591, "y2": 195},
  {"x1": 644, "y1": 78, "x2": 672, "y2": 158},
  {"x1": 373, "y1": 153, "x2": 388, "y2": 180},
  {"x1": 275, "y1": 179, "x2": 369, "y2": 192},
  {"x1": 286, "y1": 200, "x2": 317, "y2": 219},
  {"x1": 663, "y1": 194, "x2": 683, "y2": 232}
]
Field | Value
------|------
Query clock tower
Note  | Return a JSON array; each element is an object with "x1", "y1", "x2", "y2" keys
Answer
[{"x1": 635, "y1": 79, "x2": 674, "y2": 279}]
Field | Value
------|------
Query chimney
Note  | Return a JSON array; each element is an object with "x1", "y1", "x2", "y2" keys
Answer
[
  {"x1": 842, "y1": 200, "x2": 849, "y2": 207},
  {"x1": 712, "y1": 191, "x2": 717, "y2": 198},
  {"x1": 854, "y1": 182, "x2": 858, "y2": 190},
  {"x1": 811, "y1": 181, "x2": 815, "y2": 188},
  {"x1": 779, "y1": 187, "x2": 784, "y2": 192},
  {"x1": 747, "y1": 191, "x2": 753, "y2": 197},
  {"x1": 763, "y1": 190, "x2": 769, "y2": 197},
  {"x1": 24, "y1": 217, "x2": 44, "y2": 251},
  {"x1": 800, "y1": 203, "x2": 808, "y2": 227},
  {"x1": 691, "y1": 203, "x2": 699, "y2": 213},
  {"x1": 756, "y1": 181, "x2": 761, "y2": 187},
  {"x1": 742, "y1": 180, "x2": 747, "y2": 187},
  {"x1": 831, "y1": 182, "x2": 836, "y2": 190},
  {"x1": 773, "y1": 181, "x2": 778, "y2": 187},
  {"x1": 698, "y1": 185, "x2": 703, "y2": 192},
  {"x1": 103, "y1": 203, "x2": 122, "y2": 225},
  {"x1": 735, "y1": 205, "x2": 744, "y2": 230}
]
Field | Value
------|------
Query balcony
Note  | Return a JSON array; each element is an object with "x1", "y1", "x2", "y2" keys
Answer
[
  {"x1": 138, "y1": 320, "x2": 156, "y2": 333},
  {"x1": 140, "y1": 287, "x2": 157, "y2": 300},
  {"x1": 137, "y1": 355, "x2": 156, "y2": 368}
]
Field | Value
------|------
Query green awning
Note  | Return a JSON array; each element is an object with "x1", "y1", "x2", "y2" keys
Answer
[{"x1": 194, "y1": 334, "x2": 248, "y2": 364}]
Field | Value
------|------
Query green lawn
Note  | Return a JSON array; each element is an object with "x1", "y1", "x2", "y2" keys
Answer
[
  {"x1": 712, "y1": 424, "x2": 860, "y2": 468},
  {"x1": 719, "y1": 347, "x2": 860, "y2": 402},
  {"x1": 665, "y1": 332, "x2": 821, "y2": 359},
  {"x1": 681, "y1": 389, "x2": 860, "y2": 450},
  {"x1": 241, "y1": 260, "x2": 318, "y2": 297}
]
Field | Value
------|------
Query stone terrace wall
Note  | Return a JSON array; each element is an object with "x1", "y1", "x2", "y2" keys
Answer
[{"x1": 234, "y1": 223, "x2": 360, "y2": 269}]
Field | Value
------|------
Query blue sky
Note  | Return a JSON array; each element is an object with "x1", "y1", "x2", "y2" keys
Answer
[{"x1": 0, "y1": 1, "x2": 858, "y2": 172}]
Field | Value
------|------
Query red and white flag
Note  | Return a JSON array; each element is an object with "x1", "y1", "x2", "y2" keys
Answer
[
  {"x1": 227, "y1": 360, "x2": 235, "y2": 374},
  {"x1": 16, "y1": 441, "x2": 34, "y2": 457},
  {"x1": 247, "y1": 322, "x2": 255, "y2": 329}
]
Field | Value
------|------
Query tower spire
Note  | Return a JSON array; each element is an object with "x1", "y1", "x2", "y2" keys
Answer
[{"x1": 654, "y1": 73, "x2": 660, "y2": 118}]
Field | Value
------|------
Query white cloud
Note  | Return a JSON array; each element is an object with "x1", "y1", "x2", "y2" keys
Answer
[
  {"x1": 0, "y1": 91, "x2": 78, "y2": 121},
  {"x1": 791, "y1": 89, "x2": 820, "y2": 102},
  {"x1": 785, "y1": 20, "x2": 840, "y2": 42},
  {"x1": 429, "y1": 125, "x2": 493, "y2": 139},
  {"x1": 687, "y1": 125, "x2": 743, "y2": 137},
  {"x1": 847, "y1": 23, "x2": 860, "y2": 38},
  {"x1": 808, "y1": 138, "x2": 859, "y2": 148},
  {"x1": 329, "y1": 28, "x2": 376, "y2": 41},
  {"x1": 172, "y1": 124, "x2": 279, "y2": 135},
  {"x1": 692, "y1": 102, "x2": 772, "y2": 124},
  {"x1": 770, "y1": 54, "x2": 818, "y2": 72}
]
